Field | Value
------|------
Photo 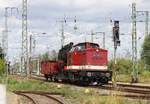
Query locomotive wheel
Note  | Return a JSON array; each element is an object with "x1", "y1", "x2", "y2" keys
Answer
[
  {"x1": 53, "y1": 77, "x2": 59, "y2": 82},
  {"x1": 76, "y1": 77, "x2": 90, "y2": 86},
  {"x1": 44, "y1": 74, "x2": 49, "y2": 81},
  {"x1": 62, "y1": 79, "x2": 71, "y2": 83},
  {"x1": 79, "y1": 81, "x2": 90, "y2": 86},
  {"x1": 49, "y1": 76, "x2": 53, "y2": 81},
  {"x1": 100, "y1": 76, "x2": 108, "y2": 84}
]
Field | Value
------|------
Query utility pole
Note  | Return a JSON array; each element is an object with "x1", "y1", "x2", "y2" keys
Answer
[
  {"x1": 145, "y1": 11, "x2": 149, "y2": 36},
  {"x1": 21, "y1": 0, "x2": 29, "y2": 77},
  {"x1": 58, "y1": 16, "x2": 77, "y2": 48},
  {"x1": 28, "y1": 32, "x2": 46, "y2": 75},
  {"x1": 131, "y1": 2, "x2": 138, "y2": 83},
  {"x1": 131, "y1": 2, "x2": 149, "y2": 82},
  {"x1": 56, "y1": 18, "x2": 66, "y2": 48},
  {"x1": 91, "y1": 32, "x2": 106, "y2": 49},
  {"x1": 61, "y1": 20, "x2": 65, "y2": 48},
  {"x1": 3, "y1": 7, "x2": 18, "y2": 76},
  {"x1": 4, "y1": 7, "x2": 9, "y2": 77},
  {"x1": 29, "y1": 35, "x2": 32, "y2": 75},
  {"x1": 29, "y1": 35, "x2": 32, "y2": 59},
  {"x1": 91, "y1": 31, "x2": 94, "y2": 43},
  {"x1": 3, "y1": 8, "x2": 8, "y2": 61},
  {"x1": 102, "y1": 32, "x2": 105, "y2": 49},
  {"x1": 29, "y1": 32, "x2": 47, "y2": 56},
  {"x1": 136, "y1": 11, "x2": 149, "y2": 36}
]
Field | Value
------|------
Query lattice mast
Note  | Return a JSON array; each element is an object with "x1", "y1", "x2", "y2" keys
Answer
[
  {"x1": 131, "y1": 2, "x2": 138, "y2": 82},
  {"x1": 21, "y1": 0, "x2": 29, "y2": 76},
  {"x1": 3, "y1": 8, "x2": 9, "y2": 61}
]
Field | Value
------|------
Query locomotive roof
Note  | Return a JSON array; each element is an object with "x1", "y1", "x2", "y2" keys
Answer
[{"x1": 74, "y1": 42, "x2": 99, "y2": 47}]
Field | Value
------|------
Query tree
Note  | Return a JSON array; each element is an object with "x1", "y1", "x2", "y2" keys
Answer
[
  {"x1": 0, "y1": 47, "x2": 5, "y2": 76},
  {"x1": 41, "y1": 52, "x2": 50, "y2": 61},
  {"x1": 0, "y1": 47, "x2": 4, "y2": 59},
  {"x1": 108, "y1": 58, "x2": 145, "y2": 75},
  {"x1": 50, "y1": 50, "x2": 57, "y2": 61},
  {"x1": 108, "y1": 58, "x2": 132, "y2": 74},
  {"x1": 141, "y1": 34, "x2": 150, "y2": 70},
  {"x1": 0, "y1": 59, "x2": 6, "y2": 76},
  {"x1": 40, "y1": 50, "x2": 58, "y2": 61}
]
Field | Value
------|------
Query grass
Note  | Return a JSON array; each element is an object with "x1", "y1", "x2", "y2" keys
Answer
[
  {"x1": 116, "y1": 70, "x2": 150, "y2": 83},
  {"x1": 1, "y1": 75, "x2": 149, "y2": 104},
  {"x1": 140, "y1": 70, "x2": 150, "y2": 83}
]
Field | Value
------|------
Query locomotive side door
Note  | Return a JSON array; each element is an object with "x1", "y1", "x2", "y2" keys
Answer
[{"x1": 75, "y1": 44, "x2": 86, "y2": 67}]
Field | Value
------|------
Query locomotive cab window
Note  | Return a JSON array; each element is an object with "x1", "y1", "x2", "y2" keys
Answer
[
  {"x1": 90, "y1": 43, "x2": 99, "y2": 48},
  {"x1": 77, "y1": 45, "x2": 85, "y2": 51},
  {"x1": 70, "y1": 44, "x2": 86, "y2": 52},
  {"x1": 86, "y1": 43, "x2": 99, "y2": 49}
]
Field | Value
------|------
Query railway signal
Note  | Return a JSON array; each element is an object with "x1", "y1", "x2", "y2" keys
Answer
[
  {"x1": 112, "y1": 20, "x2": 120, "y2": 87},
  {"x1": 113, "y1": 21, "x2": 120, "y2": 47}
]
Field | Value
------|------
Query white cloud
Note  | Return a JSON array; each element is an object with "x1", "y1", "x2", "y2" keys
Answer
[
  {"x1": 0, "y1": 0, "x2": 21, "y2": 8},
  {"x1": 0, "y1": 0, "x2": 149, "y2": 61}
]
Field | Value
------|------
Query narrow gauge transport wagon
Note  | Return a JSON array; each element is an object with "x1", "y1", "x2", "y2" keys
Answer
[{"x1": 41, "y1": 61, "x2": 62, "y2": 80}]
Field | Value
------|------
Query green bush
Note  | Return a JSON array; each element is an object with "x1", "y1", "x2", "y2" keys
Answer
[
  {"x1": 108, "y1": 58, "x2": 132, "y2": 74},
  {"x1": 141, "y1": 34, "x2": 150, "y2": 69},
  {"x1": 108, "y1": 58, "x2": 146, "y2": 75},
  {"x1": 0, "y1": 59, "x2": 6, "y2": 76},
  {"x1": 141, "y1": 70, "x2": 150, "y2": 78}
]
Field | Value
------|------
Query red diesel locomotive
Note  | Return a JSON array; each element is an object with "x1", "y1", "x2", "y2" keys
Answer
[{"x1": 41, "y1": 42, "x2": 112, "y2": 85}]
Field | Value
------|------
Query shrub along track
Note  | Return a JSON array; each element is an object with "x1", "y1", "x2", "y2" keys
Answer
[
  {"x1": 19, "y1": 75, "x2": 150, "y2": 100},
  {"x1": 13, "y1": 91, "x2": 66, "y2": 104}
]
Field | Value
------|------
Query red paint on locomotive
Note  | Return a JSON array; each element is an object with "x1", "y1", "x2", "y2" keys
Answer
[{"x1": 65, "y1": 42, "x2": 108, "y2": 71}]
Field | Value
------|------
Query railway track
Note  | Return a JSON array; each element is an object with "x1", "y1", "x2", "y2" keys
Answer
[
  {"x1": 13, "y1": 91, "x2": 66, "y2": 104},
  {"x1": 108, "y1": 82, "x2": 150, "y2": 89},
  {"x1": 29, "y1": 75, "x2": 150, "y2": 100},
  {"x1": 97, "y1": 82, "x2": 150, "y2": 100},
  {"x1": 101, "y1": 83, "x2": 150, "y2": 94}
]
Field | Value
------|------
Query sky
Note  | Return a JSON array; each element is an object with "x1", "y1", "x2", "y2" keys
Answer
[{"x1": 0, "y1": 0, "x2": 150, "y2": 63}]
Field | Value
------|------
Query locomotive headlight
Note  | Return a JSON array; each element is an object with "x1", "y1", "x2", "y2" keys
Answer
[
  {"x1": 87, "y1": 72, "x2": 92, "y2": 77},
  {"x1": 106, "y1": 73, "x2": 110, "y2": 77},
  {"x1": 96, "y1": 49, "x2": 99, "y2": 52}
]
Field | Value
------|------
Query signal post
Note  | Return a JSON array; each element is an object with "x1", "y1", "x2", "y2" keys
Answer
[{"x1": 112, "y1": 21, "x2": 120, "y2": 87}]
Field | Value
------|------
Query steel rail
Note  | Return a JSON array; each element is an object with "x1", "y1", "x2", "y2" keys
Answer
[
  {"x1": 13, "y1": 91, "x2": 65, "y2": 104},
  {"x1": 13, "y1": 91, "x2": 37, "y2": 104},
  {"x1": 28, "y1": 75, "x2": 150, "y2": 100},
  {"x1": 108, "y1": 82, "x2": 150, "y2": 89}
]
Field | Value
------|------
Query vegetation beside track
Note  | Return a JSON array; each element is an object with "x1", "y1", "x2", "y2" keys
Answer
[
  {"x1": 2, "y1": 75, "x2": 149, "y2": 104},
  {"x1": 109, "y1": 58, "x2": 150, "y2": 83},
  {"x1": 116, "y1": 71, "x2": 150, "y2": 83},
  {"x1": 141, "y1": 34, "x2": 150, "y2": 70}
]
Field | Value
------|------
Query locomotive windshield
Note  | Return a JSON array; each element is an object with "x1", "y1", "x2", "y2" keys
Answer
[
  {"x1": 70, "y1": 43, "x2": 85, "y2": 52},
  {"x1": 70, "y1": 42, "x2": 100, "y2": 52},
  {"x1": 90, "y1": 43, "x2": 99, "y2": 48}
]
